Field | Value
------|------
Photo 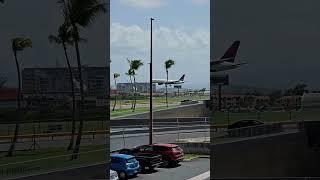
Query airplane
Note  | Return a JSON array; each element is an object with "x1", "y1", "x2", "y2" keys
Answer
[
  {"x1": 152, "y1": 74, "x2": 185, "y2": 85},
  {"x1": 211, "y1": 40, "x2": 247, "y2": 72}
]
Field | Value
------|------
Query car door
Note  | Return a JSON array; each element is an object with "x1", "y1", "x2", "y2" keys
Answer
[{"x1": 110, "y1": 157, "x2": 120, "y2": 172}]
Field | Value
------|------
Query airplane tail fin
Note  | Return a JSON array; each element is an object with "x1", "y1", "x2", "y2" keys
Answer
[
  {"x1": 179, "y1": 74, "x2": 185, "y2": 81},
  {"x1": 220, "y1": 40, "x2": 240, "y2": 62}
]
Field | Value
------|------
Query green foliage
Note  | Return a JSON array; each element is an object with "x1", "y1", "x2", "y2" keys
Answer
[{"x1": 165, "y1": 59, "x2": 175, "y2": 70}]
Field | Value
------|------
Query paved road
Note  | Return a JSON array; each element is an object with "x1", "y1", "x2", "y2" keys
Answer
[
  {"x1": 111, "y1": 129, "x2": 209, "y2": 151},
  {"x1": 133, "y1": 158, "x2": 209, "y2": 180}
]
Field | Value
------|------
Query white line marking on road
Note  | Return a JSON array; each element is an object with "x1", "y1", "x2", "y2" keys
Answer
[{"x1": 186, "y1": 171, "x2": 210, "y2": 180}]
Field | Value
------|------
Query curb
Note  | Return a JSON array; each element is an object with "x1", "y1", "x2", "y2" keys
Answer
[{"x1": 183, "y1": 155, "x2": 210, "y2": 162}]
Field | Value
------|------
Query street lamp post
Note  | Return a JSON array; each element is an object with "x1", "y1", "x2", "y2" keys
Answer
[{"x1": 149, "y1": 18, "x2": 154, "y2": 145}]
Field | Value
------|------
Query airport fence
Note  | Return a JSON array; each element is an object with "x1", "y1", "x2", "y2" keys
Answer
[
  {"x1": 110, "y1": 117, "x2": 210, "y2": 151},
  {"x1": 0, "y1": 117, "x2": 108, "y2": 136}
]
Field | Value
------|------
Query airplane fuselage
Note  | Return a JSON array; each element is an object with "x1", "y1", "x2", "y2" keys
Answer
[{"x1": 152, "y1": 79, "x2": 184, "y2": 85}]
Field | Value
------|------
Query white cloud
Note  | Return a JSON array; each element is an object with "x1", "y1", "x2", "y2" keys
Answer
[
  {"x1": 111, "y1": 23, "x2": 210, "y2": 89},
  {"x1": 191, "y1": 0, "x2": 209, "y2": 5},
  {"x1": 120, "y1": 0, "x2": 166, "y2": 9},
  {"x1": 111, "y1": 23, "x2": 209, "y2": 52}
]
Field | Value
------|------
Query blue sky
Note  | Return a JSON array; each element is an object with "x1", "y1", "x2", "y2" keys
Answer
[{"x1": 110, "y1": 0, "x2": 210, "y2": 89}]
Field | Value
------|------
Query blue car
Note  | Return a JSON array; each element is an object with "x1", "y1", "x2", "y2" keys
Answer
[{"x1": 110, "y1": 154, "x2": 140, "y2": 179}]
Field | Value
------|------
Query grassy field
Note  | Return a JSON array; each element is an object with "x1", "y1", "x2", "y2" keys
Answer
[
  {"x1": 111, "y1": 95, "x2": 209, "y2": 108},
  {"x1": 110, "y1": 104, "x2": 179, "y2": 118},
  {"x1": 0, "y1": 145, "x2": 107, "y2": 178}
]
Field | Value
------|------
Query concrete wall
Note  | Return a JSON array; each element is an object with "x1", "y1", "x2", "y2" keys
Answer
[
  {"x1": 175, "y1": 142, "x2": 210, "y2": 155},
  {"x1": 211, "y1": 132, "x2": 320, "y2": 178}
]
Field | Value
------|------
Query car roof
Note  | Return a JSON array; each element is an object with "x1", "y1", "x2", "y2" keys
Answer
[
  {"x1": 111, "y1": 153, "x2": 134, "y2": 159},
  {"x1": 152, "y1": 143, "x2": 178, "y2": 147}
]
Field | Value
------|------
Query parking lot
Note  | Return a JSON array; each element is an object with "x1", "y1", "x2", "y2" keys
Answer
[{"x1": 128, "y1": 158, "x2": 210, "y2": 180}]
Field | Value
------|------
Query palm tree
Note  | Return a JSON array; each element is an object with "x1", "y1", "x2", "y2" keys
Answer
[
  {"x1": 61, "y1": 0, "x2": 106, "y2": 159},
  {"x1": 112, "y1": 73, "x2": 120, "y2": 111},
  {"x1": 48, "y1": 23, "x2": 84, "y2": 151},
  {"x1": 130, "y1": 59, "x2": 143, "y2": 111},
  {"x1": 126, "y1": 67, "x2": 134, "y2": 109},
  {"x1": 164, "y1": 59, "x2": 175, "y2": 108},
  {"x1": 7, "y1": 37, "x2": 32, "y2": 157}
]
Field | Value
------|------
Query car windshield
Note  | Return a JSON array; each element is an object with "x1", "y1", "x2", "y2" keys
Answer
[
  {"x1": 126, "y1": 158, "x2": 135, "y2": 163},
  {"x1": 172, "y1": 147, "x2": 181, "y2": 151}
]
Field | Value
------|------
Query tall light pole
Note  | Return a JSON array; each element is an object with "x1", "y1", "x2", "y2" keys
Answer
[{"x1": 149, "y1": 18, "x2": 154, "y2": 145}]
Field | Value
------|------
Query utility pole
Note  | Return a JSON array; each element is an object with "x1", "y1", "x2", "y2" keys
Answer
[{"x1": 149, "y1": 18, "x2": 154, "y2": 145}]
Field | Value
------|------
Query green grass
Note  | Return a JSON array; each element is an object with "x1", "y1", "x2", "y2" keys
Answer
[
  {"x1": 183, "y1": 154, "x2": 207, "y2": 161},
  {"x1": 111, "y1": 95, "x2": 209, "y2": 108},
  {"x1": 110, "y1": 104, "x2": 178, "y2": 118},
  {"x1": 0, "y1": 145, "x2": 107, "y2": 178},
  {"x1": 110, "y1": 95, "x2": 209, "y2": 118}
]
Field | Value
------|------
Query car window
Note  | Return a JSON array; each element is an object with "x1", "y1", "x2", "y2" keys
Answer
[
  {"x1": 111, "y1": 157, "x2": 119, "y2": 163},
  {"x1": 172, "y1": 146, "x2": 182, "y2": 152},
  {"x1": 144, "y1": 146, "x2": 153, "y2": 151},
  {"x1": 138, "y1": 145, "x2": 149, "y2": 151},
  {"x1": 126, "y1": 158, "x2": 135, "y2": 163},
  {"x1": 153, "y1": 146, "x2": 167, "y2": 151}
]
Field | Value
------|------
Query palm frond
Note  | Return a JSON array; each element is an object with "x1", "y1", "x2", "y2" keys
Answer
[
  {"x1": 12, "y1": 38, "x2": 32, "y2": 51},
  {"x1": 114, "y1": 73, "x2": 120, "y2": 79},
  {"x1": 69, "y1": 0, "x2": 106, "y2": 28},
  {"x1": 165, "y1": 59, "x2": 175, "y2": 69}
]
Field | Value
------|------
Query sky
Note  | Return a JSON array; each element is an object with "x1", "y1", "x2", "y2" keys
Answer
[
  {"x1": 212, "y1": 0, "x2": 320, "y2": 90},
  {"x1": 110, "y1": 0, "x2": 210, "y2": 89},
  {"x1": 0, "y1": 0, "x2": 108, "y2": 88}
]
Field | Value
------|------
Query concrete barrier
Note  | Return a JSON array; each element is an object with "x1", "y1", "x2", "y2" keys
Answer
[{"x1": 175, "y1": 142, "x2": 210, "y2": 155}]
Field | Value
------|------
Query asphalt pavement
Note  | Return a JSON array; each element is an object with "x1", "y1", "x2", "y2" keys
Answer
[
  {"x1": 132, "y1": 158, "x2": 210, "y2": 180},
  {"x1": 110, "y1": 129, "x2": 209, "y2": 151}
]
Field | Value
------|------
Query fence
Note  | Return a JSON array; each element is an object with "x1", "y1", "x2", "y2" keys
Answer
[
  {"x1": 0, "y1": 118, "x2": 108, "y2": 136},
  {"x1": 110, "y1": 117, "x2": 210, "y2": 151}
]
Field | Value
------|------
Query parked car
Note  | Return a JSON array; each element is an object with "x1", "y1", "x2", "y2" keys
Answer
[
  {"x1": 119, "y1": 147, "x2": 163, "y2": 171},
  {"x1": 110, "y1": 154, "x2": 140, "y2": 179},
  {"x1": 227, "y1": 120, "x2": 267, "y2": 137},
  {"x1": 134, "y1": 144, "x2": 184, "y2": 167},
  {"x1": 228, "y1": 119, "x2": 264, "y2": 129},
  {"x1": 110, "y1": 169, "x2": 119, "y2": 180}
]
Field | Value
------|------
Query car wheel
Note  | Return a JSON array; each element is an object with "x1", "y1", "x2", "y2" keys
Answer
[
  {"x1": 118, "y1": 171, "x2": 127, "y2": 180},
  {"x1": 140, "y1": 165, "x2": 146, "y2": 172},
  {"x1": 162, "y1": 159, "x2": 169, "y2": 167}
]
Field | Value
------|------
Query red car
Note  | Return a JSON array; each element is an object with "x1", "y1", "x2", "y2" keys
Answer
[{"x1": 135, "y1": 143, "x2": 184, "y2": 167}]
